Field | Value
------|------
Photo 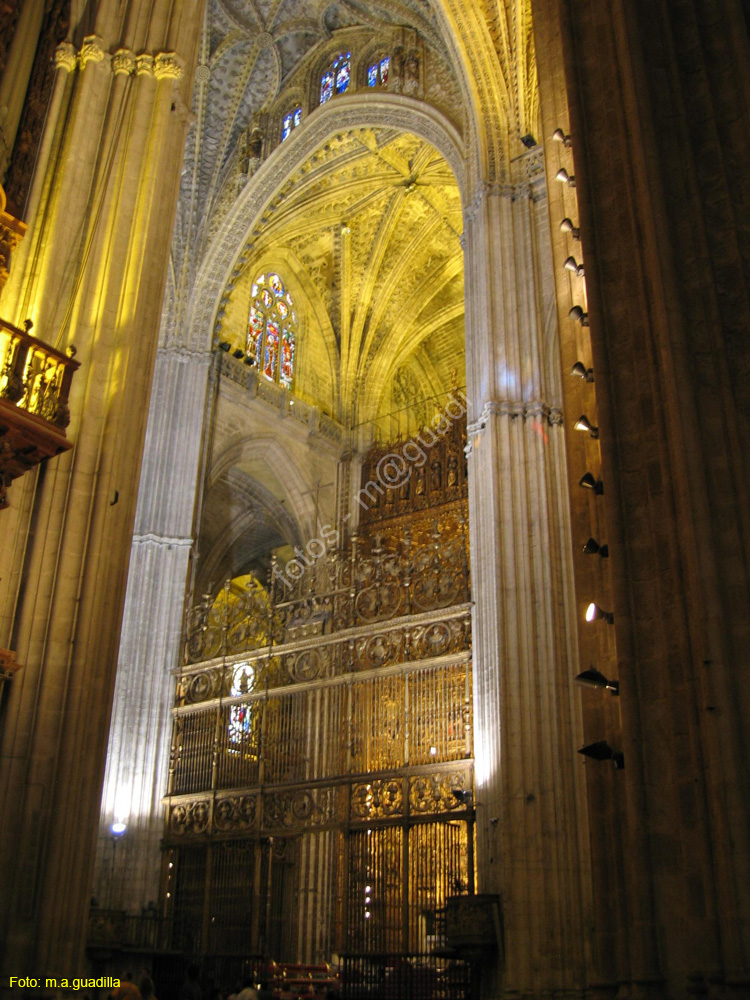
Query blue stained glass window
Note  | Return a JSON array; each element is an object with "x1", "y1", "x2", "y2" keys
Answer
[
  {"x1": 282, "y1": 107, "x2": 302, "y2": 141},
  {"x1": 335, "y1": 55, "x2": 351, "y2": 94},
  {"x1": 320, "y1": 70, "x2": 334, "y2": 103},
  {"x1": 368, "y1": 56, "x2": 390, "y2": 88}
]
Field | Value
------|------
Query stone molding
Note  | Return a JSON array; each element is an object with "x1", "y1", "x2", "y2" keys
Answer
[
  {"x1": 467, "y1": 399, "x2": 563, "y2": 437},
  {"x1": 132, "y1": 532, "x2": 193, "y2": 548},
  {"x1": 53, "y1": 39, "x2": 183, "y2": 79},
  {"x1": 156, "y1": 345, "x2": 213, "y2": 364},
  {"x1": 463, "y1": 178, "x2": 538, "y2": 225}
]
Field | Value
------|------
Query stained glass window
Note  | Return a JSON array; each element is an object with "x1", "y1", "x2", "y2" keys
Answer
[
  {"x1": 282, "y1": 106, "x2": 303, "y2": 141},
  {"x1": 246, "y1": 272, "x2": 297, "y2": 389},
  {"x1": 229, "y1": 663, "x2": 255, "y2": 745},
  {"x1": 320, "y1": 70, "x2": 334, "y2": 104},
  {"x1": 368, "y1": 56, "x2": 390, "y2": 87},
  {"x1": 321, "y1": 53, "x2": 351, "y2": 105},
  {"x1": 335, "y1": 53, "x2": 351, "y2": 93}
]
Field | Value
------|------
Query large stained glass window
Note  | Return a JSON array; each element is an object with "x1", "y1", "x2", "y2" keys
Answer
[
  {"x1": 247, "y1": 272, "x2": 297, "y2": 389},
  {"x1": 320, "y1": 52, "x2": 351, "y2": 104}
]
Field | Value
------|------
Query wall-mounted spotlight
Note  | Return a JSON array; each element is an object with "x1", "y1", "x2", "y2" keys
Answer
[
  {"x1": 585, "y1": 602, "x2": 614, "y2": 624},
  {"x1": 555, "y1": 168, "x2": 576, "y2": 188},
  {"x1": 341, "y1": 222, "x2": 351, "y2": 235},
  {"x1": 569, "y1": 305, "x2": 589, "y2": 326},
  {"x1": 552, "y1": 127, "x2": 573, "y2": 147},
  {"x1": 578, "y1": 740, "x2": 624, "y2": 768},
  {"x1": 574, "y1": 415, "x2": 599, "y2": 439},
  {"x1": 575, "y1": 668, "x2": 619, "y2": 695},
  {"x1": 570, "y1": 361, "x2": 594, "y2": 382},
  {"x1": 560, "y1": 218, "x2": 581, "y2": 240},
  {"x1": 579, "y1": 472, "x2": 604, "y2": 494},
  {"x1": 111, "y1": 822, "x2": 127, "y2": 837},
  {"x1": 232, "y1": 348, "x2": 244, "y2": 359},
  {"x1": 520, "y1": 134, "x2": 537, "y2": 149},
  {"x1": 452, "y1": 788, "x2": 474, "y2": 806},
  {"x1": 564, "y1": 256, "x2": 585, "y2": 278},
  {"x1": 583, "y1": 537, "x2": 609, "y2": 558}
]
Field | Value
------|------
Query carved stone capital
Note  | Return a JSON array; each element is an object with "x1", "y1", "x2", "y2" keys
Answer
[
  {"x1": 79, "y1": 35, "x2": 107, "y2": 70},
  {"x1": 154, "y1": 52, "x2": 184, "y2": 81},
  {"x1": 467, "y1": 399, "x2": 560, "y2": 436},
  {"x1": 54, "y1": 42, "x2": 78, "y2": 73},
  {"x1": 135, "y1": 53, "x2": 155, "y2": 77},
  {"x1": 112, "y1": 48, "x2": 136, "y2": 76}
]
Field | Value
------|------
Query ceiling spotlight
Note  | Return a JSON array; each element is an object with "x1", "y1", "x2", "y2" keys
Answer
[
  {"x1": 569, "y1": 305, "x2": 589, "y2": 326},
  {"x1": 111, "y1": 822, "x2": 127, "y2": 837},
  {"x1": 564, "y1": 256, "x2": 585, "y2": 277},
  {"x1": 585, "y1": 602, "x2": 614, "y2": 624},
  {"x1": 578, "y1": 740, "x2": 624, "y2": 768},
  {"x1": 579, "y1": 472, "x2": 603, "y2": 494},
  {"x1": 560, "y1": 217, "x2": 580, "y2": 239},
  {"x1": 552, "y1": 127, "x2": 573, "y2": 147},
  {"x1": 570, "y1": 361, "x2": 594, "y2": 382},
  {"x1": 520, "y1": 134, "x2": 537, "y2": 149},
  {"x1": 574, "y1": 415, "x2": 599, "y2": 439},
  {"x1": 583, "y1": 537, "x2": 609, "y2": 558},
  {"x1": 575, "y1": 668, "x2": 619, "y2": 694},
  {"x1": 555, "y1": 168, "x2": 576, "y2": 188}
]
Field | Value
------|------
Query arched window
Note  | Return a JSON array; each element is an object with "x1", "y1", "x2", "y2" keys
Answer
[
  {"x1": 247, "y1": 272, "x2": 297, "y2": 388},
  {"x1": 228, "y1": 662, "x2": 254, "y2": 745},
  {"x1": 320, "y1": 52, "x2": 351, "y2": 104},
  {"x1": 282, "y1": 106, "x2": 302, "y2": 141},
  {"x1": 368, "y1": 56, "x2": 390, "y2": 88}
]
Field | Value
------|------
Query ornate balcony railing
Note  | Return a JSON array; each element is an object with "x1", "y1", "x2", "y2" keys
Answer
[{"x1": 0, "y1": 317, "x2": 79, "y2": 508}]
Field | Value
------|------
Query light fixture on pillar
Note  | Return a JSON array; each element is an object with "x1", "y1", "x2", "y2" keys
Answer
[
  {"x1": 552, "y1": 127, "x2": 573, "y2": 147},
  {"x1": 560, "y1": 217, "x2": 581, "y2": 240},
  {"x1": 574, "y1": 415, "x2": 599, "y2": 439},
  {"x1": 111, "y1": 822, "x2": 127, "y2": 837},
  {"x1": 570, "y1": 362, "x2": 594, "y2": 382},
  {"x1": 555, "y1": 168, "x2": 576, "y2": 188},
  {"x1": 564, "y1": 256, "x2": 585, "y2": 277},
  {"x1": 452, "y1": 788, "x2": 473, "y2": 806},
  {"x1": 578, "y1": 740, "x2": 624, "y2": 768},
  {"x1": 583, "y1": 537, "x2": 609, "y2": 558},
  {"x1": 341, "y1": 222, "x2": 351, "y2": 235},
  {"x1": 575, "y1": 667, "x2": 619, "y2": 695},
  {"x1": 585, "y1": 602, "x2": 614, "y2": 624},
  {"x1": 569, "y1": 305, "x2": 589, "y2": 326},
  {"x1": 520, "y1": 134, "x2": 537, "y2": 149},
  {"x1": 579, "y1": 472, "x2": 604, "y2": 494}
]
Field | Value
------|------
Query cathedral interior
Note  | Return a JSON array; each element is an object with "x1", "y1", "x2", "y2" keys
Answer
[{"x1": 0, "y1": 1, "x2": 749, "y2": 999}]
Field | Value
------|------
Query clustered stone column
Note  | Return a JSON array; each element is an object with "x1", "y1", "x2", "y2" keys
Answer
[
  {"x1": 463, "y1": 170, "x2": 590, "y2": 999},
  {"x1": 94, "y1": 345, "x2": 215, "y2": 912},
  {"x1": 0, "y1": 1, "x2": 205, "y2": 974}
]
